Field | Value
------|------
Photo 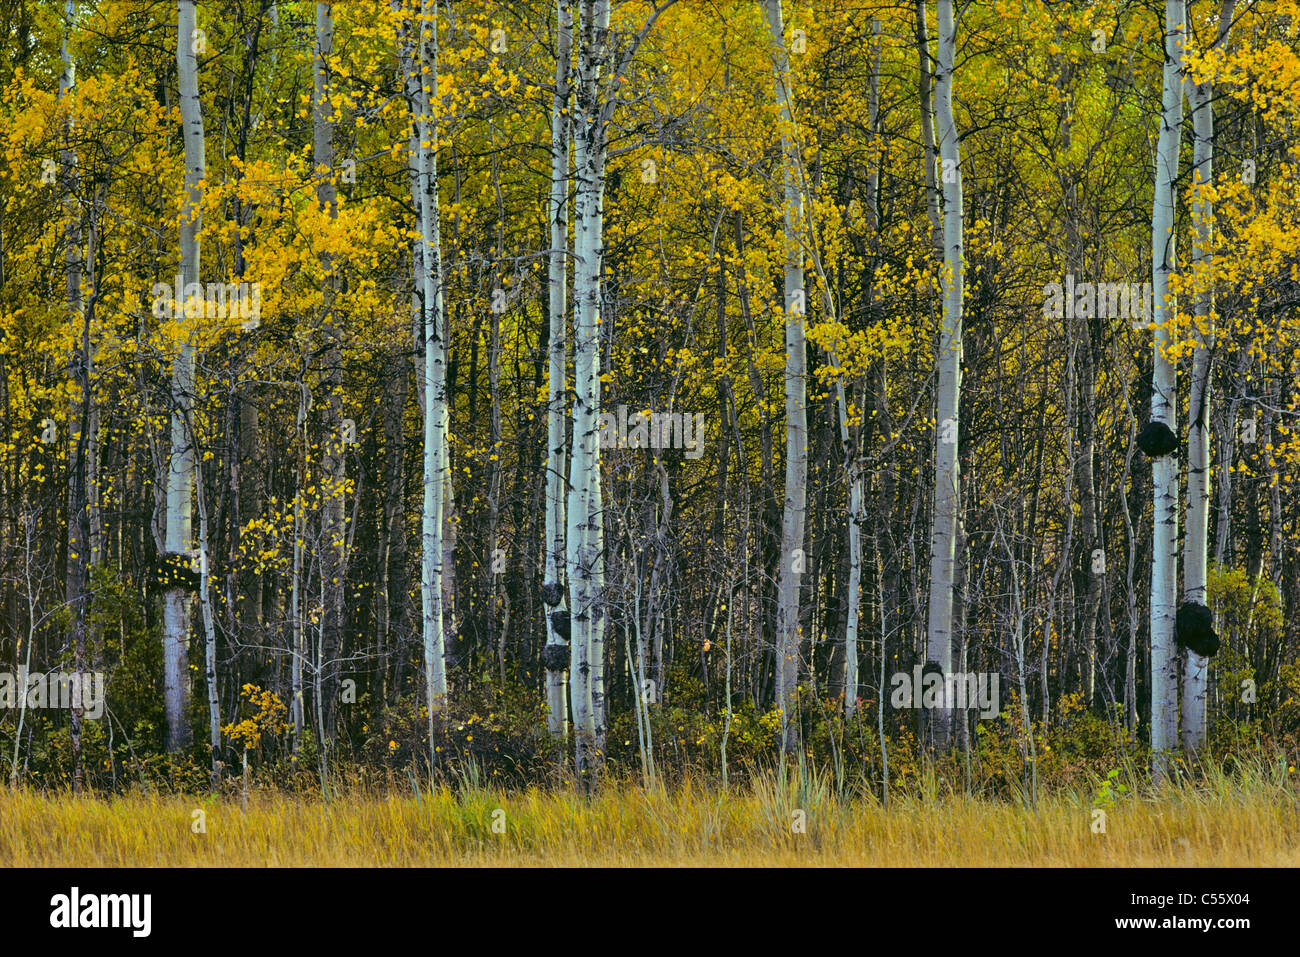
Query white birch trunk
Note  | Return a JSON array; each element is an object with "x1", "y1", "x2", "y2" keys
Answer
[
  {"x1": 567, "y1": 0, "x2": 614, "y2": 779},
  {"x1": 1181, "y1": 1, "x2": 1233, "y2": 753},
  {"x1": 925, "y1": 0, "x2": 962, "y2": 751},
  {"x1": 916, "y1": 1, "x2": 942, "y2": 260},
  {"x1": 415, "y1": 0, "x2": 449, "y2": 766},
  {"x1": 762, "y1": 0, "x2": 808, "y2": 756},
  {"x1": 166, "y1": 0, "x2": 203, "y2": 753},
  {"x1": 545, "y1": 0, "x2": 573, "y2": 740},
  {"x1": 1150, "y1": 0, "x2": 1185, "y2": 781}
]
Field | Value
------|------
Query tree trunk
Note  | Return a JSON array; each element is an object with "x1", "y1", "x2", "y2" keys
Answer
[
  {"x1": 1181, "y1": 0, "x2": 1233, "y2": 755},
  {"x1": 916, "y1": 1, "x2": 942, "y2": 259},
  {"x1": 189, "y1": 414, "x2": 221, "y2": 788},
  {"x1": 1150, "y1": 0, "x2": 1185, "y2": 782},
  {"x1": 544, "y1": 0, "x2": 573, "y2": 741},
  {"x1": 568, "y1": 0, "x2": 613, "y2": 781},
  {"x1": 165, "y1": 0, "x2": 204, "y2": 753},
  {"x1": 924, "y1": 0, "x2": 963, "y2": 752},
  {"x1": 291, "y1": 382, "x2": 309, "y2": 751},
  {"x1": 413, "y1": 0, "x2": 450, "y2": 769},
  {"x1": 1180, "y1": 72, "x2": 1212, "y2": 754}
]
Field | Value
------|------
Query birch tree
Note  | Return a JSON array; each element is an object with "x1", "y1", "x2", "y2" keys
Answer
[
  {"x1": 924, "y1": 0, "x2": 963, "y2": 752},
  {"x1": 164, "y1": 0, "x2": 204, "y2": 753},
  {"x1": 188, "y1": 406, "x2": 221, "y2": 786},
  {"x1": 1182, "y1": 0, "x2": 1234, "y2": 753},
  {"x1": 566, "y1": 0, "x2": 675, "y2": 780},
  {"x1": 916, "y1": 1, "x2": 942, "y2": 259},
  {"x1": 567, "y1": 0, "x2": 612, "y2": 779},
  {"x1": 390, "y1": 0, "x2": 452, "y2": 769},
  {"x1": 544, "y1": 0, "x2": 573, "y2": 740},
  {"x1": 1150, "y1": 0, "x2": 1185, "y2": 780},
  {"x1": 762, "y1": 0, "x2": 808, "y2": 755},
  {"x1": 409, "y1": 0, "x2": 449, "y2": 766}
]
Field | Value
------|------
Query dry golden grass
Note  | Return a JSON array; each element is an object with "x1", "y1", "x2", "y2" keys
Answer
[{"x1": 2, "y1": 763, "x2": 1297, "y2": 866}]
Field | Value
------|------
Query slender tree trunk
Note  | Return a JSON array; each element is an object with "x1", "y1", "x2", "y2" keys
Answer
[
  {"x1": 568, "y1": 0, "x2": 613, "y2": 782},
  {"x1": 166, "y1": 0, "x2": 204, "y2": 753},
  {"x1": 916, "y1": 1, "x2": 942, "y2": 259},
  {"x1": 1120, "y1": 398, "x2": 1139, "y2": 731},
  {"x1": 843, "y1": 461, "x2": 863, "y2": 721},
  {"x1": 925, "y1": 0, "x2": 963, "y2": 752},
  {"x1": 413, "y1": 0, "x2": 450, "y2": 769},
  {"x1": 1180, "y1": 74, "x2": 1212, "y2": 754},
  {"x1": 1150, "y1": 0, "x2": 1185, "y2": 782},
  {"x1": 189, "y1": 414, "x2": 221, "y2": 788},
  {"x1": 1181, "y1": 0, "x2": 1233, "y2": 755},
  {"x1": 291, "y1": 382, "x2": 308, "y2": 751},
  {"x1": 1078, "y1": 341, "x2": 1102, "y2": 707},
  {"x1": 544, "y1": 0, "x2": 573, "y2": 741}
]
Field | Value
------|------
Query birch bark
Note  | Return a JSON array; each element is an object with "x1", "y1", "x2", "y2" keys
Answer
[
  {"x1": 412, "y1": 0, "x2": 449, "y2": 765},
  {"x1": 546, "y1": 0, "x2": 573, "y2": 739},
  {"x1": 568, "y1": 0, "x2": 613, "y2": 779},
  {"x1": 925, "y1": 0, "x2": 963, "y2": 751},
  {"x1": 1151, "y1": 0, "x2": 1186, "y2": 780},
  {"x1": 165, "y1": 0, "x2": 204, "y2": 752},
  {"x1": 1182, "y1": 0, "x2": 1234, "y2": 753}
]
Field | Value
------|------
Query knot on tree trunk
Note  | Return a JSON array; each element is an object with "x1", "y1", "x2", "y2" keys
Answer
[
  {"x1": 541, "y1": 642, "x2": 570, "y2": 673},
  {"x1": 1176, "y1": 602, "x2": 1219, "y2": 657},
  {"x1": 548, "y1": 609, "x2": 571, "y2": 642},
  {"x1": 1137, "y1": 421, "x2": 1179, "y2": 458}
]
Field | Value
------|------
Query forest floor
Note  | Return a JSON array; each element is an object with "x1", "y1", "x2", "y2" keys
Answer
[{"x1": 2, "y1": 768, "x2": 1298, "y2": 865}]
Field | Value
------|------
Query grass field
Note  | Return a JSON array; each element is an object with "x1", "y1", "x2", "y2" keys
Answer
[{"x1": 3, "y1": 759, "x2": 1297, "y2": 866}]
